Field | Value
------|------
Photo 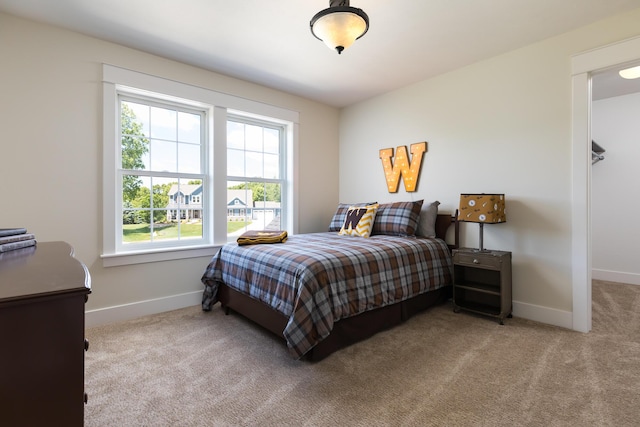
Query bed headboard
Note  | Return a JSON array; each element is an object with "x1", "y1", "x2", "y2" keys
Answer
[{"x1": 435, "y1": 210, "x2": 459, "y2": 251}]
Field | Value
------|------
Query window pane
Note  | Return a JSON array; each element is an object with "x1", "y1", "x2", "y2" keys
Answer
[
  {"x1": 178, "y1": 111, "x2": 201, "y2": 144},
  {"x1": 122, "y1": 101, "x2": 149, "y2": 137},
  {"x1": 225, "y1": 180, "x2": 282, "y2": 242},
  {"x1": 245, "y1": 124, "x2": 263, "y2": 152},
  {"x1": 178, "y1": 142, "x2": 200, "y2": 174},
  {"x1": 122, "y1": 217, "x2": 151, "y2": 244},
  {"x1": 163, "y1": 178, "x2": 204, "y2": 240},
  {"x1": 150, "y1": 106, "x2": 177, "y2": 140},
  {"x1": 264, "y1": 128, "x2": 279, "y2": 154},
  {"x1": 227, "y1": 148, "x2": 245, "y2": 176},
  {"x1": 264, "y1": 153, "x2": 279, "y2": 179},
  {"x1": 150, "y1": 139, "x2": 177, "y2": 172},
  {"x1": 227, "y1": 121, "x2": 244, "y2": 149},
  {"x1": 249, "y1": 181, "x2": 282, "y2": 231},
  {"x1": 122, "y1": 176, "x2": 151, "y2": 244},
  {"x1": 121, "y1": 175, "x2": 204, "y2": 244},
  {"x1": 245, "y1": 151, "x2": 263, "y2": 178},
  {"x1": 226, "y1": 180, "x2": 252, "y2": 241},
  {"x1": 121, "y1": 101, "x2": 150, "y2": 170}
]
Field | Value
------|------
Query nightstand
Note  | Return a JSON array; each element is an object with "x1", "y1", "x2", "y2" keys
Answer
[{"x1": 452, "y1": 248, "x2": 512, "y2": 324}]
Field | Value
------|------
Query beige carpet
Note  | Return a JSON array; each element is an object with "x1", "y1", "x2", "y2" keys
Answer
[{"x1": 85, "y1": 280, "x2": 640, "y2": 426}]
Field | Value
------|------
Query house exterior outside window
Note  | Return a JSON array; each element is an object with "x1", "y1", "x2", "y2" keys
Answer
[{"x1": 166, "y1": 184, "x2": 203, "y2": 221}]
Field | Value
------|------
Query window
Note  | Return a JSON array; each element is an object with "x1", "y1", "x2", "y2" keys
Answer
[
  {"x1": 118, "y1": 96, "x2": 206, "y2": 250},
  {"x1": 102, "y1": 65, "x2": 298, "y2": 266},
  {"x1": 226, "y1": 116, "x2": 285, "y2": 242}
]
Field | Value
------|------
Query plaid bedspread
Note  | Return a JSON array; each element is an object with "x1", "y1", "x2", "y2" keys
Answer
[{"x1": 201, "y1": 232, "x2": 453, "y2": 359}]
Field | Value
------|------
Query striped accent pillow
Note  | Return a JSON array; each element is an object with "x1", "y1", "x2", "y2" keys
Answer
[
  {"x1": 328, "y1": 202, "x2": 376, "y2": 232},
  {"x1": 338, "y1": 204, "x2": 379, "y2": 238},
  {"x1": 372, "y1": 200, "x2": 424, "y2": 236}
]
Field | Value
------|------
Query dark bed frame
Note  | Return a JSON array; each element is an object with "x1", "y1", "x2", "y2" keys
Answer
[{"x1": 217, "y1": 212, "x2": 459, "y2": 361}]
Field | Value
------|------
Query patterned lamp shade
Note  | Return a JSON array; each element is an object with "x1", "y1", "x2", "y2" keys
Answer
[
  {"x1": 458, "y1": 194, "x2": 506, "y2": 224},
  {"x1": 458, "y1": 194, "x2": 506, "y2": 251}
]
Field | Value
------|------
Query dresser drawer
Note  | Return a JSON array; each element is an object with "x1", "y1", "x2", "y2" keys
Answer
[{"x1": 453, "y1": 252, "x2": 503, "y2": 269}]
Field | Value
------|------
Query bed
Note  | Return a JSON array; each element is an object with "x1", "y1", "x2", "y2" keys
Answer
[{"x1": 201, "y1": 200, "x2": 459, "y2": 361}]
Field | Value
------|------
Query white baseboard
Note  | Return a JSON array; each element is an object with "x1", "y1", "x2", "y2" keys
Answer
[
  {"x1": 592, "y1": 269, "x2": 640, "y2": 286},
  {"x1": 512, "y1": 300, "x2": 573, "y2": 330},
  {"x1": 86, "y1": 291, "x2": 202, "y2": 328},
  {"x1": 86, "y1": 293, "x2": 576, "y2": 332}
]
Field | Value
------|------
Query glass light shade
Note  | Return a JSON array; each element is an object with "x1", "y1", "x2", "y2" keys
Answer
[
  {"x1": 619, "y1": 65, "x2": 640, "y2": 79},
  {"x1": 310, "y1": 3, "x2": 369, "y2": 54},
  {"x1": 313, "y1": 12, "x2": 367, "y2": 52}
]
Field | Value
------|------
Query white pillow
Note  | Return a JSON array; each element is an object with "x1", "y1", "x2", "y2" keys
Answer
[{"x1": 416, "y1": 201, "x2": 440, "y2": 238}]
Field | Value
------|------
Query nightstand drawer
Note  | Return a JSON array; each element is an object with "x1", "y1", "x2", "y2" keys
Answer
[{"x1": 453, "y1": 252, "x2": 502, "y2": 269}]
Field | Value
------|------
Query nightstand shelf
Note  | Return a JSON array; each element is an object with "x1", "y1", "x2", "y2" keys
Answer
[
  {"x1": 454, "y1": 282, "x2": 501, "y2": 295},
  {"x1": 452, "y1": 248, "x2": 512, "y2": 324}
]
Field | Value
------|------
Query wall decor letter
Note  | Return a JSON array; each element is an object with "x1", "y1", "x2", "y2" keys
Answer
[{"x1": 379, "y1": 142, "x2": 427, "y2": 192}]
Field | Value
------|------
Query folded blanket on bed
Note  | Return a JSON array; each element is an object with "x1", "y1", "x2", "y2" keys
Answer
[{"x1": 237, "y1": 230, "x2": 288, "y2": 245}]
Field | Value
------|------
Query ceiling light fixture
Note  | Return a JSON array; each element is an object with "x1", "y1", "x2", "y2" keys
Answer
[
  {"x1": 619, "y1": 65, "x2": 640, "y2": 79},
  {"x1": 310, "y1": 0, "x2": 369, "y2": 55}
]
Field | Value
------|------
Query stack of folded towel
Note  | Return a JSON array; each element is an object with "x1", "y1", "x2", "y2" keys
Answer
[
  {"x1": 0, "y1": 228, "x2": 37, "y2": 253},
  {"x1": 237, "y1": 230, "x2": 288, "y2": 246}
]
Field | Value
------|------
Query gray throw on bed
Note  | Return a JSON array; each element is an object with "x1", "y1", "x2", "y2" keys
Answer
[{"x1": 201, "y1": 232, "x2": 453, "y2": 358}]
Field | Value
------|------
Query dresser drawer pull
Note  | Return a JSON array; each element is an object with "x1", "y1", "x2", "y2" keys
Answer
[{"x1": 473, "y1": 259, "x2": 479, "y2": 264}]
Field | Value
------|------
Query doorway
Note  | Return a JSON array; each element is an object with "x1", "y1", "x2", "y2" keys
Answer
[{"x1": 571, "y1": 35, "x2": 640, "y2": 333}]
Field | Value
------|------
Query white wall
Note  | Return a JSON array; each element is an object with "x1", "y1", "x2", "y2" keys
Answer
[
  {"x1": 0, "y1": 13, "x2": 340, "y2": 324},
  {"x1": 339, "y1": 8, "x2": 640, "y2": 327},
  {"x1": 592, "y1": 92, "x2": 640, "y2": 285}
]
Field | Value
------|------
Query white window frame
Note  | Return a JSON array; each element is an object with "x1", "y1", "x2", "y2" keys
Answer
[
  {"x1": 226, "y1": 113, "x2": 287, "y2": 242},
  {"x1": 102, "y1": 65, "x2": 299, "y2": 267},
  {"x1": 117, "y1": 93, "x2": 209, "y2": 254}
]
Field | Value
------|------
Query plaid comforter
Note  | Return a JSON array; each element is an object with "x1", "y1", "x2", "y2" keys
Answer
[{"x1": 201, "y1": 232, "x2": 453, "y2": 358}]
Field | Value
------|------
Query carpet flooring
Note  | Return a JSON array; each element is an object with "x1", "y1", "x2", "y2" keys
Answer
[{"x1": 85, "y1": 280, "x2": 640, "y2": 426}]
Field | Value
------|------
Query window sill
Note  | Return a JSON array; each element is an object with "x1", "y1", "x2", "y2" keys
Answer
[{"x1": 101, "y1": 245, "x2": 220, "y2": 267}]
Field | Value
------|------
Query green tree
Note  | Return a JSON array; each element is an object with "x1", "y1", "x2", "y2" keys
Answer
[
  {"x1": 228, "y1": 182, "x2": 280, "y2": 202},
  {"x1": 121, "y1": 103, "x2": 149, "y2": 203},
  {"x1": 266, "y1": 183, "x2": 281, "y2": 202},
  {"x1": 153, "y1": 183, "x2": 171, "y2": 221},
  {"x1": 129, "y1": 183, "x2": 171, "y2": 223}
]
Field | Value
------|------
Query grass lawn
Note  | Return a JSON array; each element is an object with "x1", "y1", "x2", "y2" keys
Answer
[
  {"x1": 227, "y1": 221, "x2": 251, "y2": 233},
  {"x1": 123, "y1": 221, "x2": 251, "y2": 242},
  {"x1": 123, "y1": 222, "x2": 202, "y2": 242}
]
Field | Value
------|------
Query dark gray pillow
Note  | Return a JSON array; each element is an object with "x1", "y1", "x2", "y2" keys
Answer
[{"x1": 416, "y1": 201, "x2": 440, "y2": 238}]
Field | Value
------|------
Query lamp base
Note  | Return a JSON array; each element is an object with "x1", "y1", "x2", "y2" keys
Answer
[
  {"x1": 471, "y1": 248, "x2": 492, "y2": 253},
  {"x1": 477, "y1": 223, "x2": 488, "y2": 252}
]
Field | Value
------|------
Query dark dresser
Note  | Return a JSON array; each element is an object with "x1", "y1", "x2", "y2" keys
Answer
[{"x1": 0, "y1": 241, "x2": 91, "y2": 426}]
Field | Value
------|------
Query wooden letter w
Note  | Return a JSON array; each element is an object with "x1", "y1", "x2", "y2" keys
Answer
[{"x1": 379, "y1": 142, "x2": 427, "y2": 193}]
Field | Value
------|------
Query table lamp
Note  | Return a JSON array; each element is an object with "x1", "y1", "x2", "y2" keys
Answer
[{"x1": 458, "y1": 194, "x2": 506, "y2": 252}]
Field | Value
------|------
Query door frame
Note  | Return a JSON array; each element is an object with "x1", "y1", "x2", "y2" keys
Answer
[{"x1": 571, "y1": 35, "x2": 640, "y2": 332}]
